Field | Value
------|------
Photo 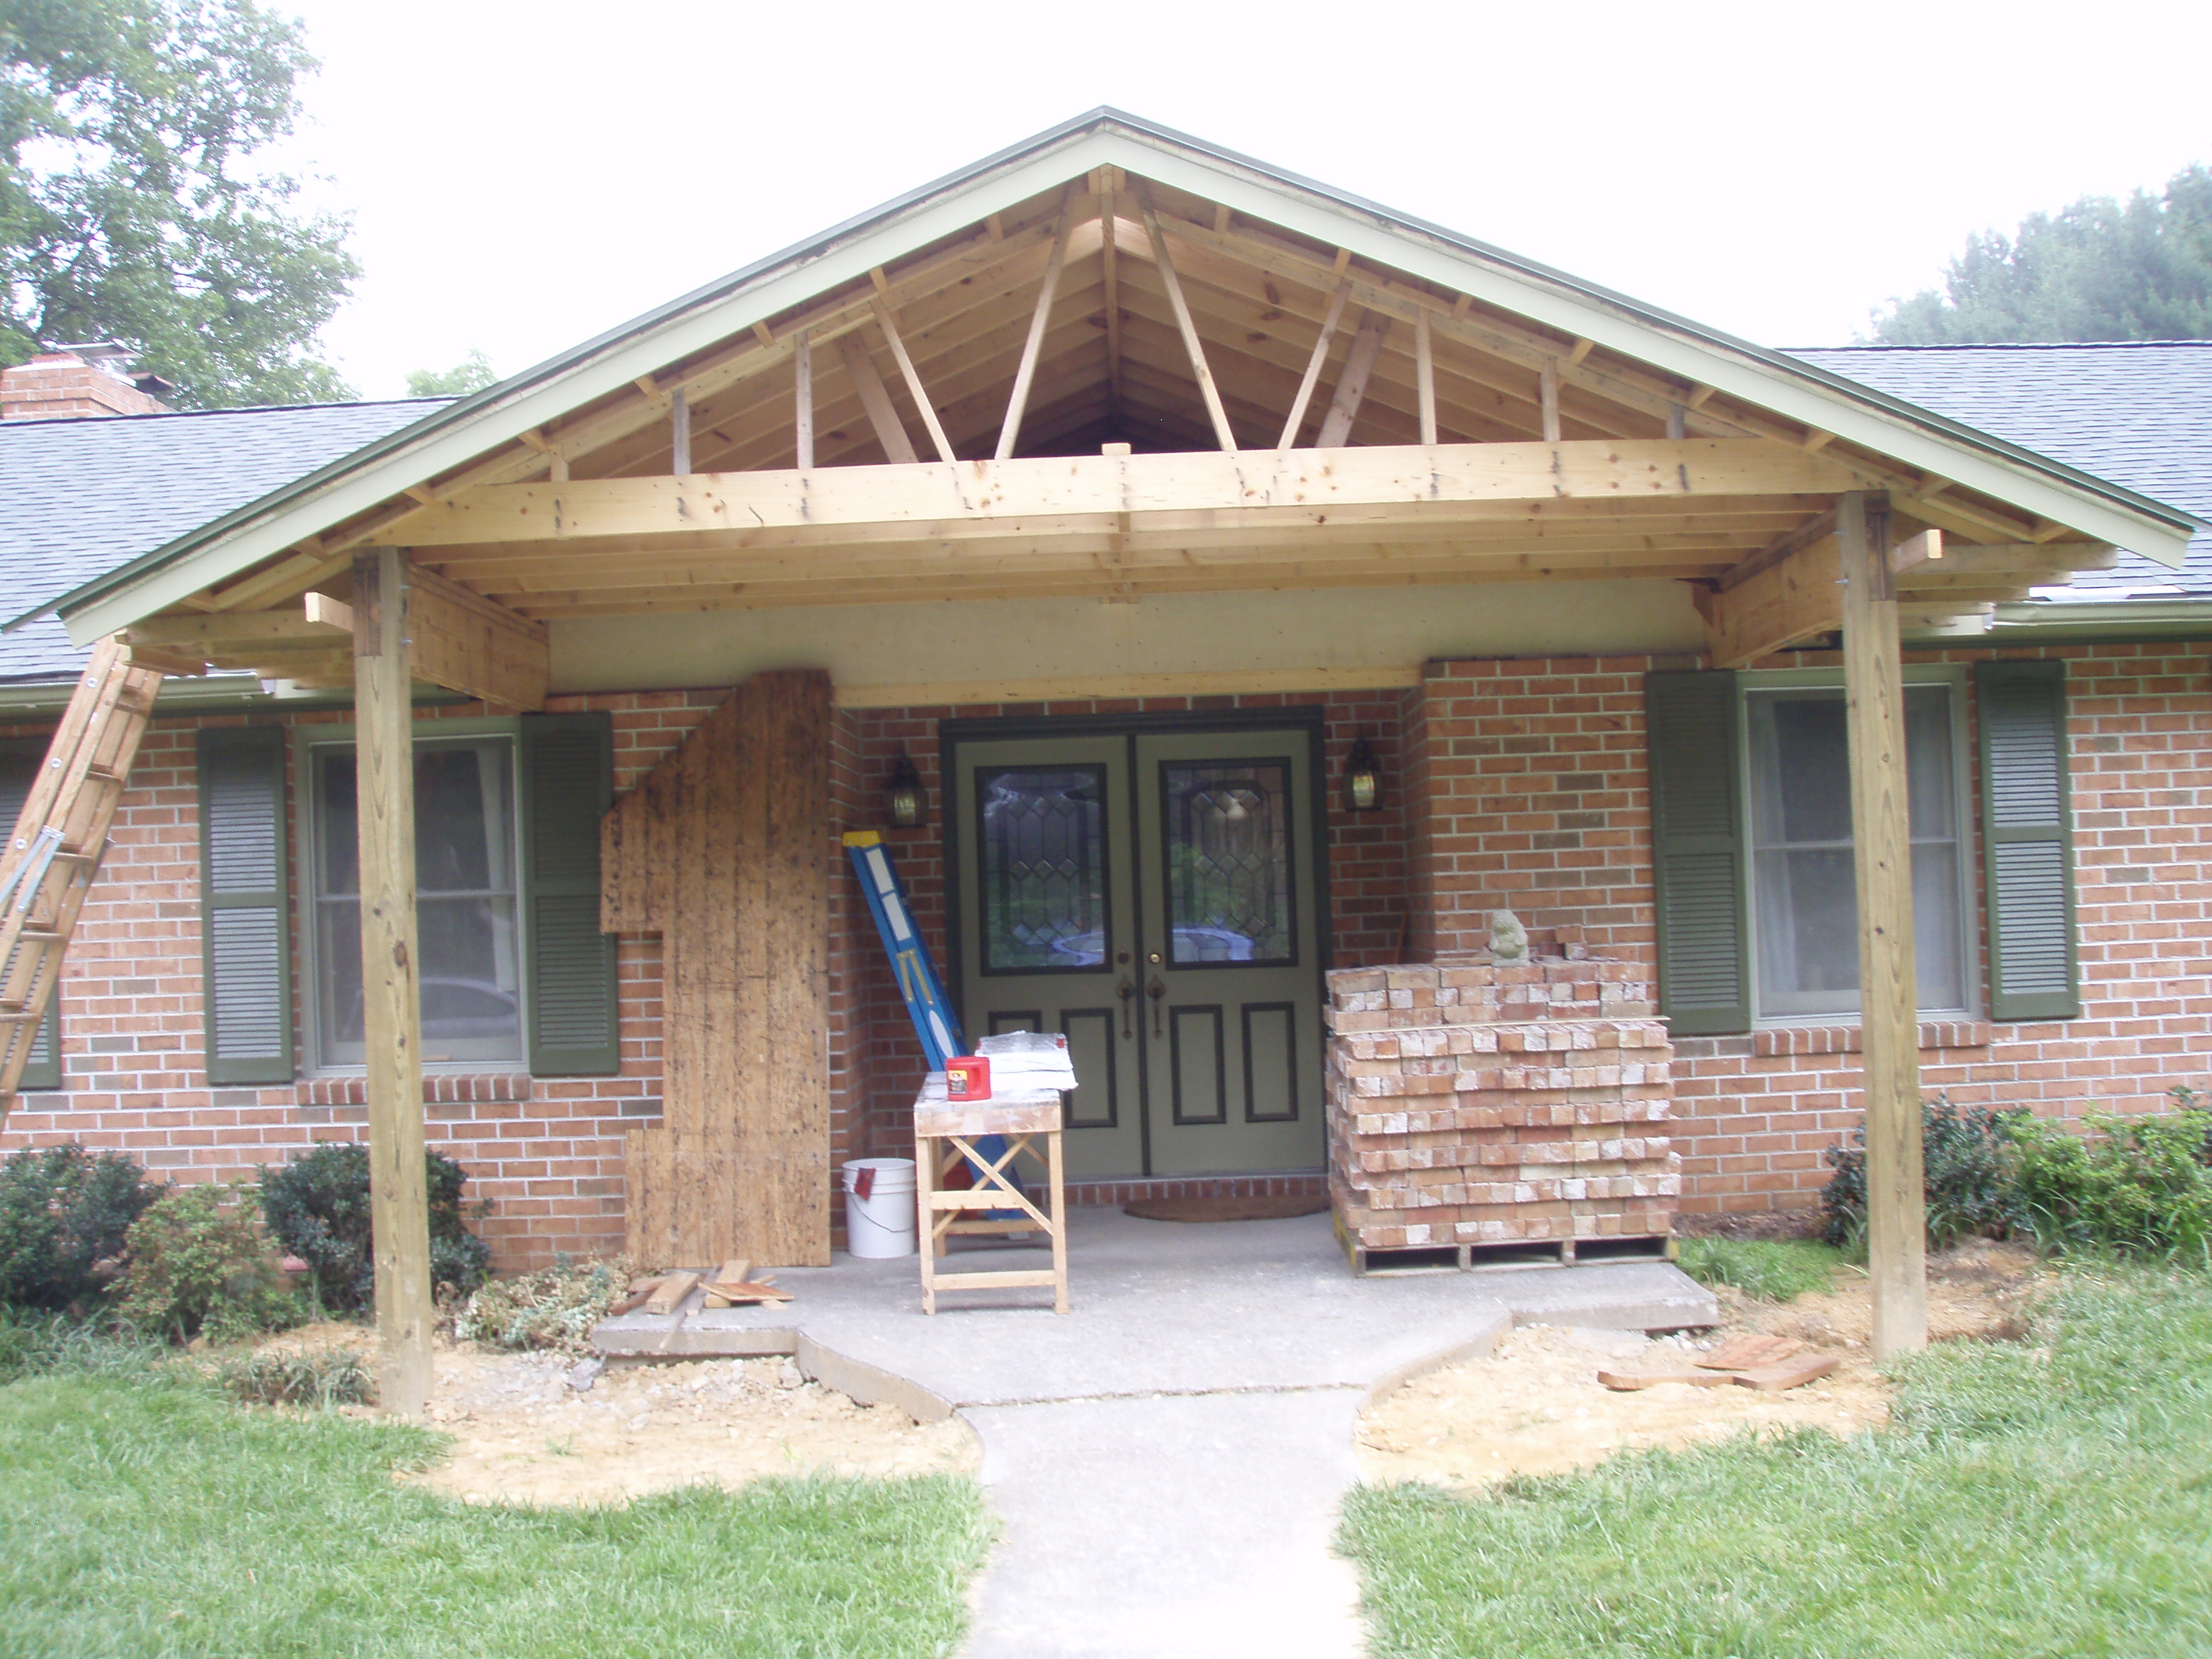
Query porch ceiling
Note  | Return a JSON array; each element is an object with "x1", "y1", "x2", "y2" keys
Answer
[{"x1": 100, "y1": 140, "x2": 2144, "y2": 690}]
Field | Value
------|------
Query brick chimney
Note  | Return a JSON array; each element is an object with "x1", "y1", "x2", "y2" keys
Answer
[{"x1": 1, "y1": 344, "x2": 174, "y2": 421}]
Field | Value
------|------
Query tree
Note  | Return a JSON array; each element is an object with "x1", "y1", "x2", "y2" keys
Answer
[
  {"x1": 1, "y1": 0, "x2": 359, "y2": 407},
  {"x1": 1870, "y1": 164, "x2": 2212, "y2": 343},
  {"x1": 405, "y1": 350, "x2": 496, "y2": 397}
]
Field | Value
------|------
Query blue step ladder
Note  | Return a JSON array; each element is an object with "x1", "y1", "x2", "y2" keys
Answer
[{"x1": 843, "y1": 832, "x2": 1022, "y2": 1213}]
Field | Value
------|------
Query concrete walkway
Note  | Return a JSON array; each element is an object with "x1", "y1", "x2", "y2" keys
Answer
[{"x1": 595, "y1": 1211, "x2": 1715, "y2": 1656}]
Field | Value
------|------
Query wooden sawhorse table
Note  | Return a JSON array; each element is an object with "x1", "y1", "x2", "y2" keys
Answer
[{"x1": 912, "y1": 1084, "x2": 1069, "y2": 1314}]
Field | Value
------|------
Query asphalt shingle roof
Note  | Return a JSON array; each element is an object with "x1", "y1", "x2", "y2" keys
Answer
[
  {"x1": 0, "y1": 399, "x2": 446, "y2": 683},
  {"x1": 1784, "y1": 343, "x2": 2212, "y2": 594}
]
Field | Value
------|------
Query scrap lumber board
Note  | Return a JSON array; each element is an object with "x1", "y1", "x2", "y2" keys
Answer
[
  {"x1": 644, "y1": 1270, "x2": 701, "y2": 1316},
  {"x1": 1732, "y1": 1354, "x2": 1841, "y2": 1391},
  {"x1": 606, "y1": 1276, "x2": 664, "y2": 1317},
  {"x1": 1699, "y1": 1334, "x2": 1805, "y2": 1370}
]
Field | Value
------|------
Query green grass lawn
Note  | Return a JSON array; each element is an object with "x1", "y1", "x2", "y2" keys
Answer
[
  {"x1": 1341, "y1": 1267, "x2": 2212, "y2": 1658},
  {"x1": 1675, "y1": 1236, "x2": 1846, "y2": 1301},
  {"x1": 0, "y1": 1367, "x2": 991, "y2": 1658}
]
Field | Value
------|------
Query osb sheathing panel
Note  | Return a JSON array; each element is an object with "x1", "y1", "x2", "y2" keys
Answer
[{"x1": 606, "y1": 669, "x2": 832, "y2": 1265}]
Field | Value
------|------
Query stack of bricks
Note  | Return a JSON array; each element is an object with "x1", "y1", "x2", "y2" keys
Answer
[{"x1": 1324, "y1": 943, "x2": 1679, "y2": 1256}]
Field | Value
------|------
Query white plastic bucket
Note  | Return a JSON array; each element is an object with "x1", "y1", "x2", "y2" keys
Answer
[{"x1": 842, "y1": 1158, "x2": 917, "y2": 1258}]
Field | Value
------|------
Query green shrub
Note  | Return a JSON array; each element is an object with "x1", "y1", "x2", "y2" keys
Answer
[
  {"x1": 1677, "y1": 1236, "x2": 1843, "y2": 1301},
  {"x1": 455, "y1": 1254, "x2": 634, "y2": 1354},
  {"x1": 1822, "y1": 1095, "x2": 2026, "y2": 1248},
  {"x1": 0, "y1": 1144, "x2": 163, "y2": 1310},
  {"x1": 114, "y1": 1185, "x2": 302, "y2": 1344},
  {"x1": 216, "y1": 1345, "x2": 375, "y2": 1408},
  {"x1": 2004, "y1": 1096, "x2": 2212, "y2": 1259},
  {"x1": 259, "y1": 1143, "x2": 492, "y2": 1314}
]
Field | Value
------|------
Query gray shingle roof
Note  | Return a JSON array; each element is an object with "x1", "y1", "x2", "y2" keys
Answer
[
  {"x1": 0, "y1": 399, "x2": 446, "y2": 683},
  {"x1": 1784, "y1": 343, "x2": 2212, "y2": 594}
]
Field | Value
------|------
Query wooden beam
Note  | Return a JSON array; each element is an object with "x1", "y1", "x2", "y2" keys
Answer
[
  {"x1": 670, "y1": 390, "x2": 691, "y2": 475},
  {"x1": 835, "y1": 334, "x2": 918, "y2": 464},
  {"x1": 1132, "y1": 182, "x2": 1237, "y2": 451},
  {"x1": 996, "y1": 190, "x2": 1080, "y2": 460},
  {"x1": 1100, "y1": 168, "x2": 1123, "y2": 415},
  {"x1": 302, "y1": 593, "x2": 354, "y2": 632},
  {"x1": 1316, "y1": 311, "x2": 1388, "y2": 449},
  {"x1": 1696, "y1": 531, "x2": 1843, "y2": 666},
  {"x1": 794, "y1": 331, "x2": 814, "y2": 470},
  {"x1": 869, "y1": 300, "x2": 956, "y2": 464},
  {"x1": 384, "y1": 441, "x2": 1876, "y2": 552},
  {"x1": 1277, "y1": 277, "x2": 1351, "y2": 449},
  {"x1": 1666, "y1": 402, "x2": 1686, "y2": 441},
  {"x1": 1539, "y1": 360, "x2": 1562, "y2": 443},
  {"x1": 1415, "y1": 307, "x2": 1437, "y2": 447},
  {"x1": 1840, "y1": 491, "x2": 1926, "y2": 1361},
  {"x1": 353, "y1": 545, "x2": 433, "y2": 1417},
  {"x1": 832, "y1": 664, "x2": 1422, "y2": 706},
  {"x1": 402, "y1": 565, "x2": 550, "y2": 711},
  {"x1": 120, "y1": 643, "x2": 205, "y2": 677},
  {"x1": 1891, "y1": 527, "x2": 1941, "y2": 574}
]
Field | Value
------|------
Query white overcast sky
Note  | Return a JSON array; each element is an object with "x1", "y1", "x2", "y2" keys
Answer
[{"x1": 268, "y1": 0, "x2": 2212, "y2": 400}]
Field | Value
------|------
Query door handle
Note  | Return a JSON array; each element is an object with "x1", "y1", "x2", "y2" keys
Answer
[
  {"x1": 1146, "y1": 974, "x2": 1165, "y2": 1038},
  {"x1": 1116, "y1": 976, "x2": 1134, "y2": 1038}
]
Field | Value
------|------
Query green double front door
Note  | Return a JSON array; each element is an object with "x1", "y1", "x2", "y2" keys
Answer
[{"x1": 950, "y1": 721, "x2": 1325, "y2": 1179}]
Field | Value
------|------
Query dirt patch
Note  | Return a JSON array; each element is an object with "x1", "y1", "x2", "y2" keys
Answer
[
  {"x1": 249, "y1": 1326, "x2": 977, "y2": 1506},
  {"x1": 1357, "y1": 1237, "x2": 2047, "y2": 1491}
]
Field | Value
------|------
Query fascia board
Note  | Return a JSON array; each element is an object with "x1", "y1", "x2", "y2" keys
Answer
[
  {"x1": 61, "y1": 130, "x2": 1124, "y2": 644},
  {"x1": 1087, "y1": 129, "x2": 2196, "y2": 567}
]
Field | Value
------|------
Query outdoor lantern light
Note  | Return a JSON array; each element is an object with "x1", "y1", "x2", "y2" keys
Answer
[
  {"x1": 1344, "y1": 736, "x2": 1382, "y2": 812},
  {"x1": 887, "y1": 750, "x2": 927, "y2": 829}
]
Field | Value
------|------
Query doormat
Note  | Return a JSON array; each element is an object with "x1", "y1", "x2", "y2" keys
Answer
[{"x1": 1124, "y1": 1194, "x2": 1332, "y2": 1223}]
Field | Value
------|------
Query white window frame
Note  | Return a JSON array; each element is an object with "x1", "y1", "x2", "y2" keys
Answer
[
  {"x1": 1738, "y1": 665, "x2": 1977, "y2": 1026},
  {"x1": 293, "y1": 717, "x2": 529, "y2": 1074}
]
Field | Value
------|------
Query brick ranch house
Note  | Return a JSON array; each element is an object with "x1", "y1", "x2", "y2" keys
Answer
[{"x1": 0, "y1": 111, "x2": 2206, "y2": 1272}]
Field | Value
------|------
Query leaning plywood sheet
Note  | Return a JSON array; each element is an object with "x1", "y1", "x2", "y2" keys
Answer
[{"x1": 608, "y1": 669, "x2": 832, "y2": 1266}]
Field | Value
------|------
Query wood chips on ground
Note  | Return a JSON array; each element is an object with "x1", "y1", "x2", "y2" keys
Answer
[{"x1": 1357, "y1": 1237, "x2": 2047, "y2": 1490}]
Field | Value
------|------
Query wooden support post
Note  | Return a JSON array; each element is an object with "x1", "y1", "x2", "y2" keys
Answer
[
  {"x1": 1666, "y1": 401, "x2": 1686, "y2": 441},
  {"x1": 1415, "y1": 306, "x2": 1438, "y2": 446},
  {"x1": 794, "y1": 332, "x2": 814, "y2": 469},
  {"x1": 1278, "y1": 278, "x2": 1351, "y2": 450},
  {"x1": 871, "y1": 300, "x2": 956, "y2": 463},
  {"x1": 1316, "y1": 310, "x2": 1388, "y2": 449},
  {"x1": 996, "y1": 191, "x2": 1079, "y2": 460},
  {"x1": 1840, "y1": 490, "x2": 1927, "y2": 1360},
  {"x1": 352, "y1": 546, "x2": 433, "y2": 1416},
  {"x1": 1539, "y1": 359, "x2": 1562, "y2": 442},
  {"x1": 670, "y1": 390, "x2": 691, "y2": 475},
  {"x1": 1133, "y1": 182, "x2": 1238, "y2": 452}
]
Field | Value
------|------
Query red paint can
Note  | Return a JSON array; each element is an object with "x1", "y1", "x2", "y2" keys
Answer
[{"x1": 945, "y1": 1056, "x2": 992, "y2": 1100}]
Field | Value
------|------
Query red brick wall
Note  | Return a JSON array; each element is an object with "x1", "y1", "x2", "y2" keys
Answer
[{"x1": 1408, "y1": 642, "x2": 2212, "y2": 1215}]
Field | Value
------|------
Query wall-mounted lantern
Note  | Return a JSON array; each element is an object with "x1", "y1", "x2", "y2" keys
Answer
[
  {"x1": 887, "y1": 750, "x2": 928, "y2": 829},
  {"x1": 1344, "y1": 735, "x2": 1382, "y2": 812}
]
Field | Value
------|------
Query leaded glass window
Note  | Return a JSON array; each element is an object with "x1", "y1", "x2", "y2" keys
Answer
[
  {"x1": 1161, "y1": 760, "x2": 1295, "y2": 966},
  {"x1": 978, "y1": 766, "x2": 1108, "y2": 971}
]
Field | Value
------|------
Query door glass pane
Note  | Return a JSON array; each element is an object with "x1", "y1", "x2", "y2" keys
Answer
[
  {"x1": 1748, "y1": 688, "x2": 1965, "y2": 1015},
  {"x1": 1161, "y1": 760, "x2": 1295, "y2": 966},
  {"x1": 978, "y1": 766, "x2": 1108, "y2": 971},
  {"x1": 313, "y1": 737, "x2": 523, "y2": 1064}
]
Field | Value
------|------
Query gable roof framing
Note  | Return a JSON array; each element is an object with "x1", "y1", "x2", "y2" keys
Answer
[{"x1": 27, "y1": 109, "x2": 2198, "y2": 647}]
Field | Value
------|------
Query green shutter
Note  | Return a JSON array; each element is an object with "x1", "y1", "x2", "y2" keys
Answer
[
  {"x1": 197, "y1": 727, "x2": 294, "y2": 1084},
  {"x1": 520, "y1": 712, "x2": 618, "y2": 1074},
  {"x1": 1645, "y1": 670, "x2": 1751, "y2": 1035},
  {"x1": 0, "y1": 738, "x2": 60, "y2": 1089},
  {"x1": 1977, "y1": 661, "x2": 2078, "y2": 1020}
]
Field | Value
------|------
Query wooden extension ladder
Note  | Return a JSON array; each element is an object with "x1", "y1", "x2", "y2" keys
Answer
[{"x1": 0, "y1": 639, "x2": 163, "y2": 1120}]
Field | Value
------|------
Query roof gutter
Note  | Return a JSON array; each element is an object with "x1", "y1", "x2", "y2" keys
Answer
[{"x1": 32, "y1": 109, "x2": 2206, "y2": 644}]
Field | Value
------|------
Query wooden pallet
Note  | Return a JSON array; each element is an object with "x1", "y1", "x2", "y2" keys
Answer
[
  {"x1": 0, "y1": 640, "x2": 163, "y2": 1119},
  {"x1": 1346, "y1": 1232, "x2": 1677, "y2": 1277}
]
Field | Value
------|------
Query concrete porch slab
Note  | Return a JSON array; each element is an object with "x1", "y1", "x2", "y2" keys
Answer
[{"x1": 593, "y1": 1208, "x2": 1717, "y2": 1411}]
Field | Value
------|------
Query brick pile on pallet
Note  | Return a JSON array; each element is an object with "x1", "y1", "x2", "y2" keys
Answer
[{"x1": 1325, "y1": 942, "x2": 1680, "y2": 1263}]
